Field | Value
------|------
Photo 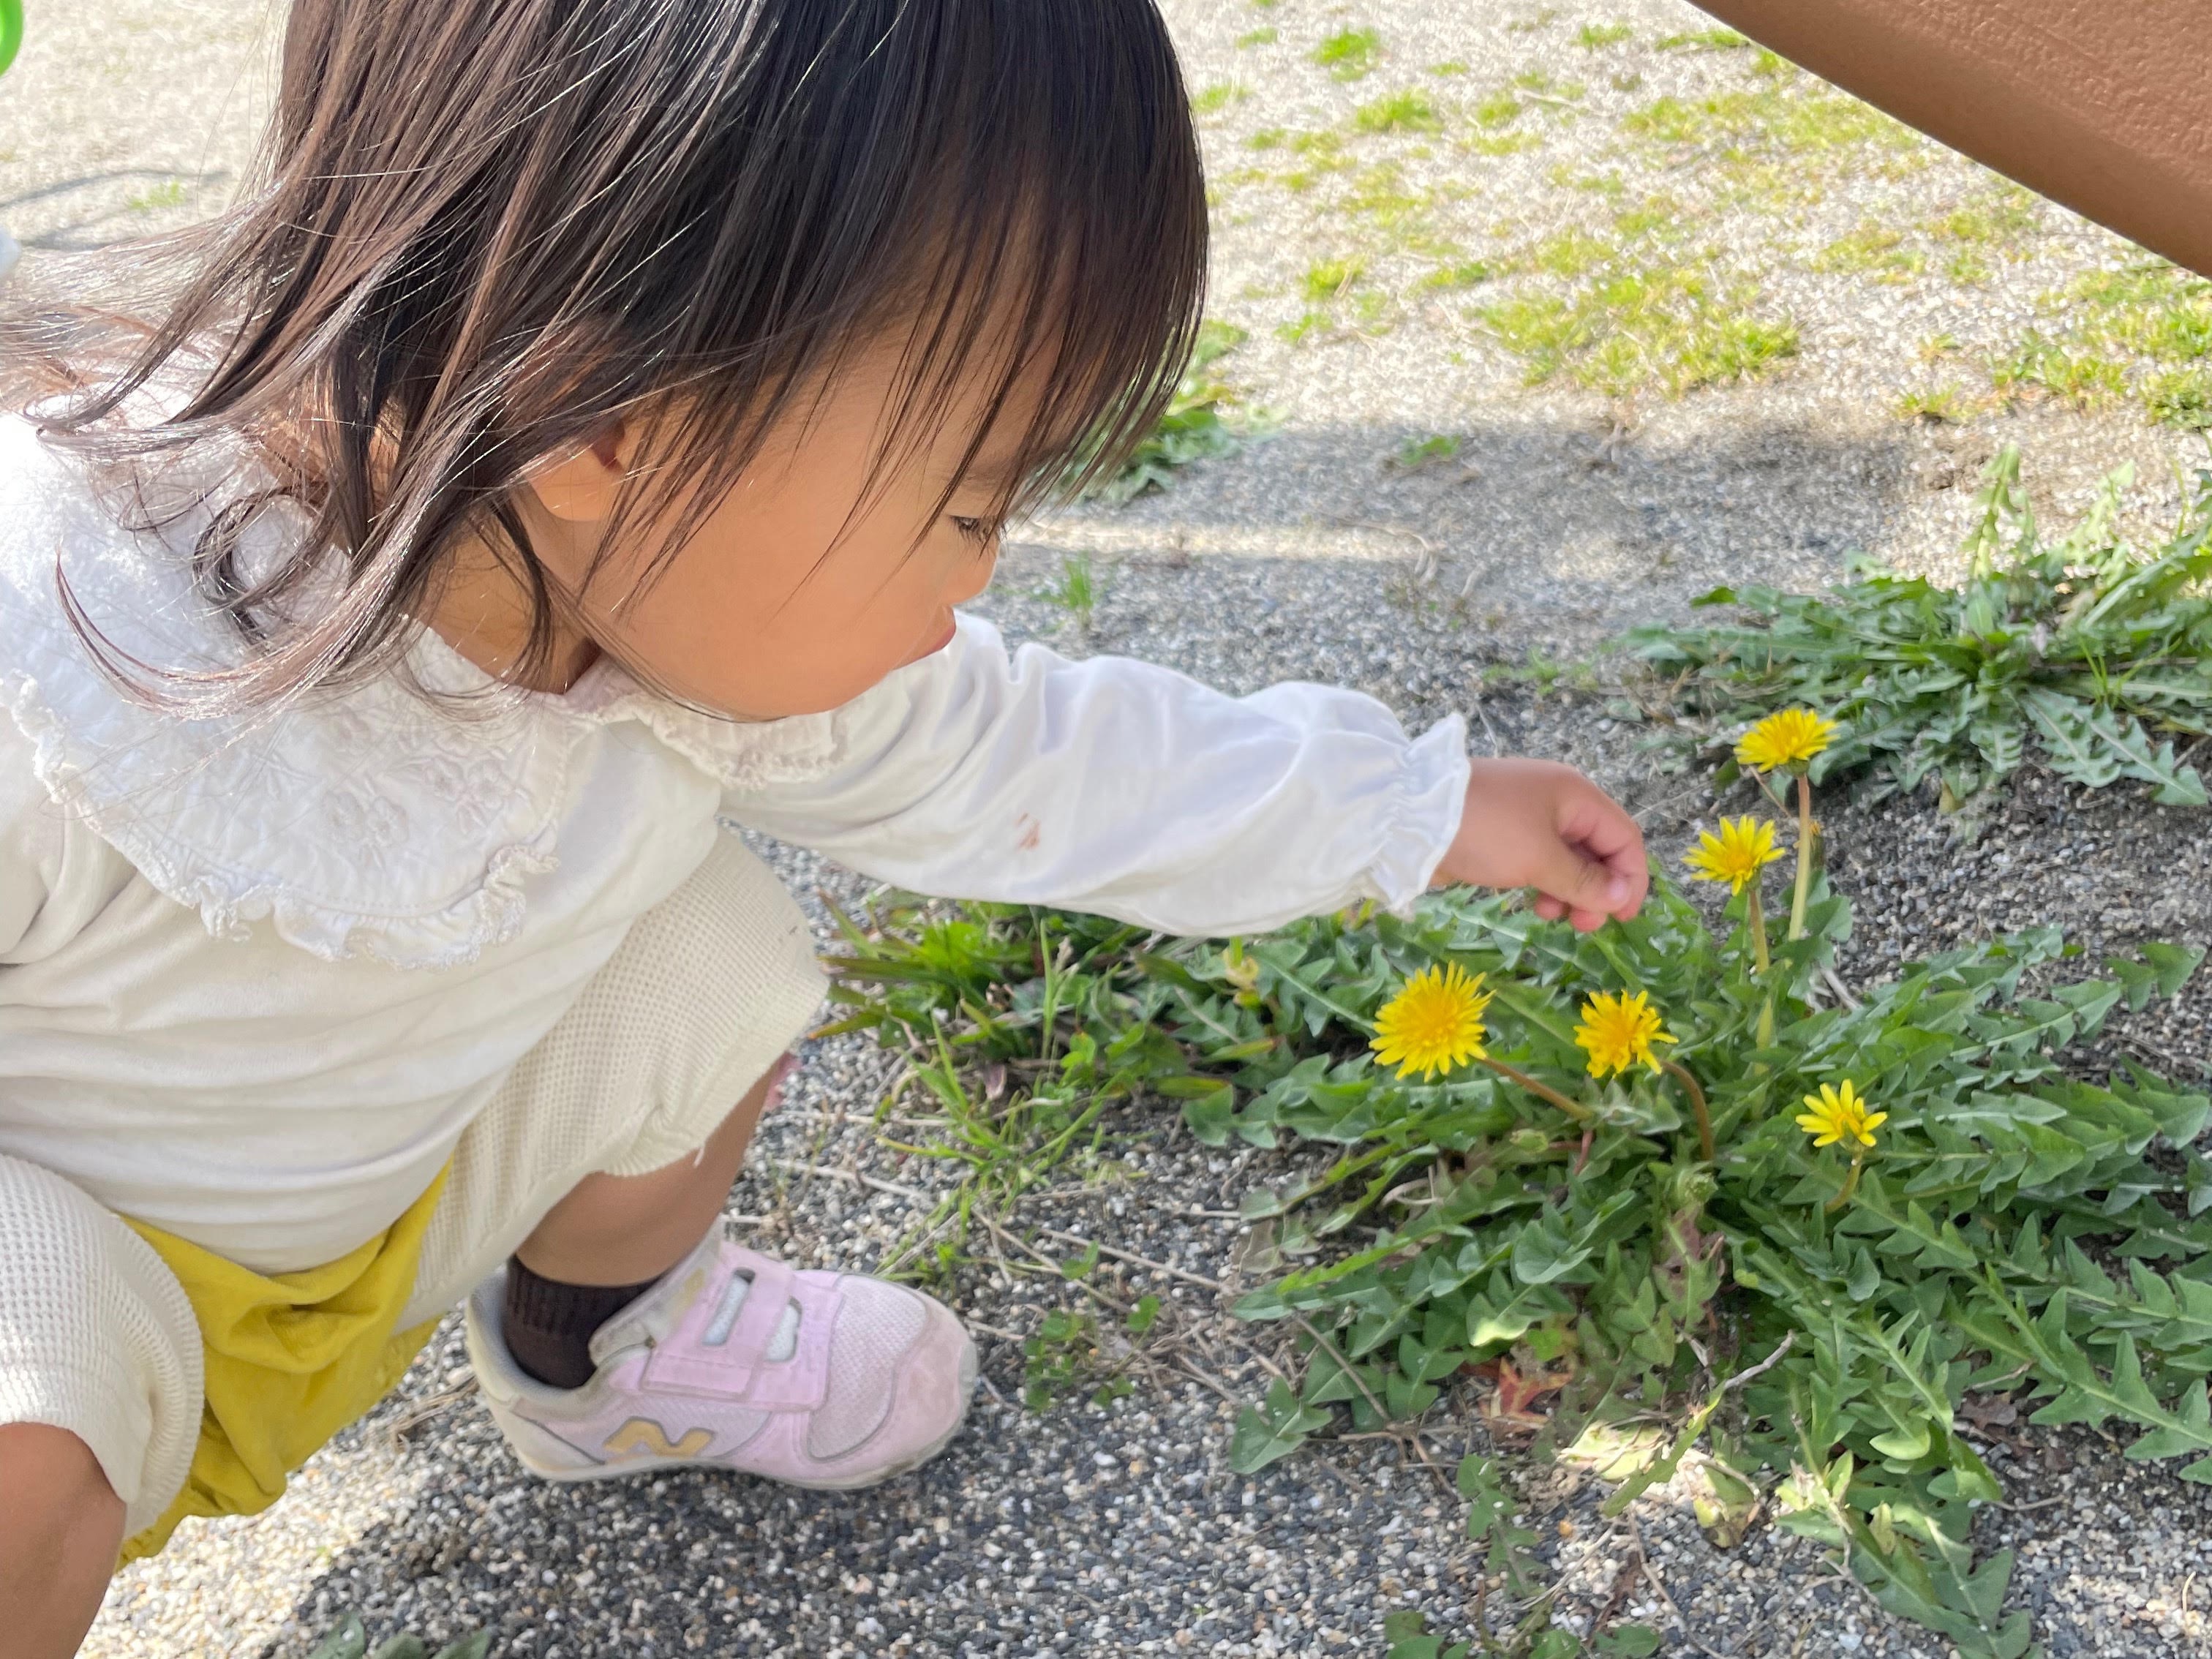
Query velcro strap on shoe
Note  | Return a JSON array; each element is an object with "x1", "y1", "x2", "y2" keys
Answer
[{"x1": 640, "y1": 1249, "x2": 838, "y2": 1410}]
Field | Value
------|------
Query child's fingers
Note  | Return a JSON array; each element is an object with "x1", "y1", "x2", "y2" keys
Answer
[
  {"x1": 1532, "y1": 893, "x2": 1606, "y2": 930},
  {"x1": 1558, "y1": 785, "x2": 1649, "y2": 917},
  {"x1": 1527, "y1": 835, "x2": 1635, "y2": 931}
]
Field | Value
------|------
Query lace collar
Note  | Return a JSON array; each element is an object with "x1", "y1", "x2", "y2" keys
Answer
[{"x1": 0, "y1": 418, "x2": 841, "y2": 968}]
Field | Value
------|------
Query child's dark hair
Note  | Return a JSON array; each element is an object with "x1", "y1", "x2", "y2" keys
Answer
[{"x1": 2, "y1": 0, "x2": 1205, "y2": 707}]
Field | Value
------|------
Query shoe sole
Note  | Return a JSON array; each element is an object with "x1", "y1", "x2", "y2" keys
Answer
[{"x1": 496, "y1": 1328, "x2": 980, "y2": 1491}]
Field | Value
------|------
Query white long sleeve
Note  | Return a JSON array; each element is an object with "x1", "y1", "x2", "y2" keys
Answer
[{"x1": 723, "y1": 616, "x2": 1471, "y2": 936}]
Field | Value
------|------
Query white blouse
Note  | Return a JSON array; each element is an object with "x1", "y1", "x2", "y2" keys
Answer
[{"x1": 0, "y1": 414, "x2": 1471, "y2": 1272}]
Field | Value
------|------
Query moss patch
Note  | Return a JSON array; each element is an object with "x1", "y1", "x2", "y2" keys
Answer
[
  {"x1": 1312, "y1": 26, "x2": 1382, "y2": 81},
  {"x1": 1992, "y1": 262, "x2": 2212, "y2": 426},
  {"x1": 1353, "y1": 90, "x2": 1441, "y2": 135},
  {"x1": 1478, "y1": 246, "x2": 1797, "y2": 399}
]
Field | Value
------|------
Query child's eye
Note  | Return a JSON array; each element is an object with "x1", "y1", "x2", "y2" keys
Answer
[{"x1": 950, "y1": 515, "x2": 997, "y2": 549}]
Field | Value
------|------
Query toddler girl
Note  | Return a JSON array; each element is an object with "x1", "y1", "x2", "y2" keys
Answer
[{"x1": 0, "y1": 0, "x2": 1647, "y2": 1649}]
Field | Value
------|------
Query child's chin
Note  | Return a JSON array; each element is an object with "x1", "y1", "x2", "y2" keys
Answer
[{"x1": 903, "y1": 617, "x2": 959, "y2": 665}]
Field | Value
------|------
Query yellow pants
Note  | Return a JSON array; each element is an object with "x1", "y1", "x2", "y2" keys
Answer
[{"x1": 114, "y1": 1162, "x2": 453, "y2": 1568}]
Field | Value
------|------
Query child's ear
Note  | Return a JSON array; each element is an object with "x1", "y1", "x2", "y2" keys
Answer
[{"x1": 522, "y1": 418, "x2": 634, "y2": 523}]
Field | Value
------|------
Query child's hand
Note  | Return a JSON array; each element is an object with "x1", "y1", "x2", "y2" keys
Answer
[{"x1": 1432, "y1": 757, "x2": 1648, "y2": 933}]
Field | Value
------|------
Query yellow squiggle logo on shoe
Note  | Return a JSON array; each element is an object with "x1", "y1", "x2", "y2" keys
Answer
[{"x1": 603, "y1": 1418, "x2": 714, "y2": 1460}]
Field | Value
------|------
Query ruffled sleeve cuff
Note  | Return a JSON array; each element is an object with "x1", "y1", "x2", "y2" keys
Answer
[{"x1": 1365, "y1": 713, "x2": 1472, "y2": 914}]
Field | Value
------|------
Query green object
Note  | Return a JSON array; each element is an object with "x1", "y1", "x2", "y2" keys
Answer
[
  {"x1": 835, "y1": 849, "x2": 2212, "y2": 1655},
  {"x1": 308, "y1": 1620, "x2": 490, "y2": 1659},
  {"x1": 1093, "y1": 318, "x2": 1268, "y2": 502},
  {"x1": 0, "y1": 1, "x2": 21, "y2": 80},
  {"x1": 1629, "y1": 444, "x2": 2212, "y2": 830},
  {"x1": 307, "y1": 1618, "x2": 368, "y2": 1659}
]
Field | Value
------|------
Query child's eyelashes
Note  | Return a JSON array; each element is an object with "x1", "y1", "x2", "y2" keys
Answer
[{"x1": 950, "y1": 515, "x2": 998, "y2": 549}]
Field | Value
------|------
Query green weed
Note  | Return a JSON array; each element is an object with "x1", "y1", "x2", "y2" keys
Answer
[
  {"x1": 1191, "y1": 80, "x2": 1248, "y2": 116},
  {"x1": 125, "y1": 178, "x2": 187, "y2": 213},
  {"x1": 840, "y1": 709, "x2": 2212, "y2": 1656},
  {"x1": 1893, "y1": 383, "x2": 1972, "y2": 424},
  {"x1": 1353, "y1": 89, "x2": 1440, "y2": 134},
  {"x1": 1480, "y1": 252, "x2": 1798, "y2": 400},
  {"x1": 1634, "y1": 445, "x2": 2212, "y2": 818},
  {"x1": 1428, "y1": 59, "x2": 1470, "y2": 77},
  {"x1": 1609, "y1": 198, "x2": 1674, "y2": 238},
  {"x1": 2148, "y1": 368, "x2": 2212, "y2": 431},
  {"x1": 1529, "y1": 229, "x2": 1610, "y2": 278},
  {"x1": 1926, "y1": 186, "x2": 2039, "y2": 249},
  {"x1": 1512, "y1": 69, "x2": 1581, "y2": 100},
  {"x1": 1945, "y1": 249, "x2": 1993, "y2": 285},
  {"x1": 1992, "y1": 332, "x2": 2126, "y2": 410},
  {"x1": 1313, "y1": 26, "x2": 1381, "y2": 80},
  {"x1": 1342, "y1": 163, "x2": 1453, "y2": 247},
  {"x1": 1303, "y1": 255, "x2": 1366, "y2": 301},
  {"x1": 1034, "y1": 554, "x2": 1100, "y2": 631},
  {"x1": 1629, "y1": 86, "x2": 1903, "y2": 153},
  {"x1": 820, "y1": 909, "x2": 1148, "y2": 1278},
  {"x1": 1023, "y1": 1294, "x2": 1163, "y2": 1409},
  {"x1": 1236, "y1": 25, "x2": 1277, "y2": 48},
  {"x1": 1654, "y1": 26, "x2": 1750, "y2": 50},
  {"x1": 1278, "y1": 127, "x2": 1353, "y2": 190},
  {"x1": 1416, "y1": 259, "x2": 1492, "y2": 293},
  {"x1": 306, "y1": 1617, "x2": 489, "y2": 1659},
  {"x1": 1461, "y1": 129, "x2": 1540, "y2": 157},
  {"x1": 1098, "y1": 320, "x2": 1262, "y2": 498},
  {"x1": 1983, "y1": 262, "x2": 2212, "y2": 428},
  {"x1": 1575, "y1": 22, "x2": 1633, "y2": 48},
  {"x1": 1812, "y1": 223, "x2": 1927, "y2": 283},
  {"x1": 1391, "y1": 432, "x2": 1462, "y2": 470},
  {"x1": 1472, "y1": 89, "x2": 1522, "y2": 128},
  {"x1": 1478, "y1": 647, "x2": 1601, "y2": 696},
  {"x1": 1557, "y1": 165, "x2": 1625, "y2": 196}
]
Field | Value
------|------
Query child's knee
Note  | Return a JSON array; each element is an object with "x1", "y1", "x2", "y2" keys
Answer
[{"x1": 0, "y1": 1422, "x2": 128, "y2": 1657}]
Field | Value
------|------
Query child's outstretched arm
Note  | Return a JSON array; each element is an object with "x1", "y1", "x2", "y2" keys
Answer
[{"x1": 726, "y1": 617, "x2": 1644, "y2": 934}]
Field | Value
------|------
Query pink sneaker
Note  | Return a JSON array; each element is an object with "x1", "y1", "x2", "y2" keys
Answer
[{"x1": 464, "y1": 1227, "x2": 978, "y2": 1490}]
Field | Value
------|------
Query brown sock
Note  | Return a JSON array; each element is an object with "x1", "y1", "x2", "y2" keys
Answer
[{"x1": 500, "y1": 1255, "x2": 665, "y2": 1390}]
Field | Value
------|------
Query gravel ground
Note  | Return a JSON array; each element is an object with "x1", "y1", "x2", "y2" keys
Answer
[{"x1": 9, "y1": 1, "x2": 2212, "y2": 1656}]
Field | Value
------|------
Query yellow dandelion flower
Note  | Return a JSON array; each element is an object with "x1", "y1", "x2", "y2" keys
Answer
[
  {"x1": 1735, "y1": 708, "x2": 1837, "y2": 773},
  {"x1": 1682, "y1": 816, "x2": 1785, "y2": 895},
  {"x1": 1794, "y1": 1079, "x2": 1886, "y2": 1148},
  {"x1": 1573, "y1": 989, "x2": 1679, "y2": 1078},
  {"x1": 1371, "y1": 964, "x2": 1491, "y2": 1080}
]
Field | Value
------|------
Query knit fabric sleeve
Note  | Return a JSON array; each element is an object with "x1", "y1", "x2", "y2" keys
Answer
[
  {"x1": 0, "y1": 1151, "x2": 203, "y2": 1538},
  {"x1": 2, "y1": 678, "x2": 203, "y2": 1535}
]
